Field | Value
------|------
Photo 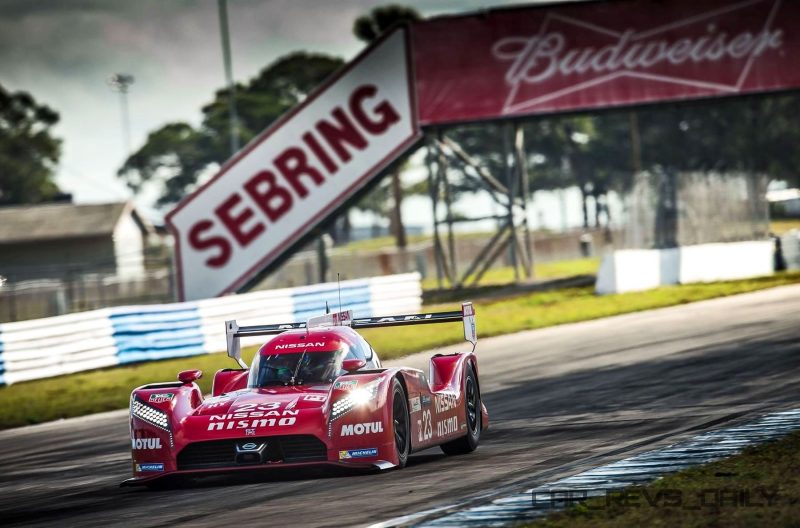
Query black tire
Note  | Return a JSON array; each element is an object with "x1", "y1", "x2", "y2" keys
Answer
[
  {"x1": 392, "y1": 378, "x2": 411, "y2": 468},
  {"x1": 441, "y1": 363, "x2": 481, "y2": 455}
]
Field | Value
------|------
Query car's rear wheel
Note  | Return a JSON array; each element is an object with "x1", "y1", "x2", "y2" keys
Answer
[
  {"x1": 441, "y1": 363, "x2": 481, "y2": 455},
  {"x1": 392, "y1": 378, "x2": 410, "y2": 468}
]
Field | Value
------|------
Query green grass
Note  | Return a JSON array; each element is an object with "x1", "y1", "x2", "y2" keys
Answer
[
  {"x1": 336, "y1": 230, "x2": 531, "y2": 253},
  {"x1": 0, "y1": 272, "x2": 798, "y2": 430},
  {"x1": 335, "y1": 233, "x2": 431, "y2": 252},
  {"x1": 421, "y1": 257, "x2": 600, "y2": 289},
  {"x1": 367, "y1": 271, "x2": 800, "y2": 357},
  {"x1": 771, "y1": 219, "x2": 800, "y2": 235},
  {"x1": 526, "y1": 429, "x2": 800, "y2": 527}
]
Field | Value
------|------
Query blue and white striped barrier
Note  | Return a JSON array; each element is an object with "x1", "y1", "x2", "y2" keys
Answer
[{"x1": 0, "y1": 273, "x2": 421, "y2": 386}]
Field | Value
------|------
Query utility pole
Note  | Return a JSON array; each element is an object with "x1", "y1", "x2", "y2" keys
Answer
[
  {"x1": 218, "y1": 0, "x2": 240, "y2": 155},
  {"x1": 107, "y1": 73, "x2": 134, "y2": 158}
]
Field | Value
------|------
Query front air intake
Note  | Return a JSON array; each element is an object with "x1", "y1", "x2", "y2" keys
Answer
[{"x1": 176, "y1": 435, "x2": 327, "y2": 470}]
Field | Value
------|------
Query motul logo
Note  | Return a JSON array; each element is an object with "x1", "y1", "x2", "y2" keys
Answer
[
  {"x1": 492, "y1": 0, "x2": 784, "y2": 113},
  {"x1": 131, "y1": 437, "x2": 162, "y2": 450},
  {"x1": 341, "y1": 422, "x2": 384, "y2": 436}
]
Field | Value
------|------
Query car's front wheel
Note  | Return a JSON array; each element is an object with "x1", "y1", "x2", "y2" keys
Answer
[{"x1": 392, "y1": 378, "x2": 410, "y2": 468}]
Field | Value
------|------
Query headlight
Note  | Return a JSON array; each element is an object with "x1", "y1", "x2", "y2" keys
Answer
[
  {"x1": 132, "y1": 399, "x2": 170, "y2": 429},
  {"x1": 330, "y1": 381, "x2": 379, "y2": 422},
  {"x1": 350, "y1": 387, "x2": 376, "y2": 405}
]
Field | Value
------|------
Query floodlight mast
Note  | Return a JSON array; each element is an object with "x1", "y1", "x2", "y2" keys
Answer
[
  {"x1": 217, "y1": 0, "x2": 240, "y2": 156},
  {"x1": 106, "y1": 73, "x2": 135, "y2": 159}
]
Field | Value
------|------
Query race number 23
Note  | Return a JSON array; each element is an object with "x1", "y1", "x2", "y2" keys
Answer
[{"x1": 417, "y1": 410, "x2": 432, "y2": 442}]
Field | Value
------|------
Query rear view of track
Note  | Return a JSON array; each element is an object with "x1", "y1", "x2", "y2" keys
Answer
[{"x1": 1, "y1": 285, "x2": 799, "y2": 527}]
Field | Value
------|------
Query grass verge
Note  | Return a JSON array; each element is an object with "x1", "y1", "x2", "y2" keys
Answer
[
  {"x1": 771, "y1": 219, "x2": 800, "y2": 235},
  {"x1": 525, "y1": 429, "x2": 800, "y2": 527},
  {"x1": 0, "y1": 272, "x2": 798, "y2": 429},
  {"x1": 420, "y1": 257, "x2": 600, "y2": 289}
]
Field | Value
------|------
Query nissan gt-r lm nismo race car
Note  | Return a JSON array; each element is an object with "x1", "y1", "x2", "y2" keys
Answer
[{"x1": 122, "y1": 302, "x2": 487, "y2": 486}]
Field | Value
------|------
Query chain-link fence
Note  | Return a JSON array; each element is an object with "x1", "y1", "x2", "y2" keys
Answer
[
  {"x1": 0, "y1": 257, "x2": 175, "y2": 322},
  {"x1": 618, "y1": 170, "x2": 770, "y2": 250},
  {"x1": 0, "y1": 228, "x2": 606, "y2": 322}
]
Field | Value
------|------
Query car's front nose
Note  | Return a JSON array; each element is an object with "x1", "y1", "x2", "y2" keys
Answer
[{"x1": 176, "y1": 433, "x2": 329, "y2": 470}]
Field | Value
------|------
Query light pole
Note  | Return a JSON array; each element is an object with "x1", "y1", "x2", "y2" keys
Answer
[
  {"x1": 218, "y1": 0, "x2": 240, "y2": 155},
  {"x1": 107, "y1": 73, "x2": 135, "y2": 159}
]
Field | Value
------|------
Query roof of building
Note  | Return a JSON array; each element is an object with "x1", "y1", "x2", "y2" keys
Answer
[
  {"x1": 766, "y1": 188, "x2": 800, "y2": 203},
  {"x1": 0, "y1": 201, "x2": 150, "y2": 244}
]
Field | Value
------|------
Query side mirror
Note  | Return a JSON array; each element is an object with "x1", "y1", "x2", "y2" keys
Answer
[
  {"x1": 342, "y1": 359, "x2": 366, "y2": 373},
  {"x1": 178, "y1": 369, "x2": 203, "y2": 384}
]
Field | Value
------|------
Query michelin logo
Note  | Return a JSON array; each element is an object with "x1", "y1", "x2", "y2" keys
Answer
[
  {"x1": 136, "y1": 462, "x2": 164, "y2": 472},
  {"x1": 339, "y1": 448, "x2": 378, "y2": 459}
]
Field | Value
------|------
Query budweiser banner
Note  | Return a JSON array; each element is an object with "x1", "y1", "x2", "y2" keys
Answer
[
  {"x1": 167, "y1": 28, "x2": 419, "y2": 300},
  {"x1": 411, "y1": 0, "x2": 800, "y2": 125}
]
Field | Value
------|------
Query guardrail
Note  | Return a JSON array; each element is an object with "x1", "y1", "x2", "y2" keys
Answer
[{"x1": 0, "y1": 273, "x2": 421, "y2": 386}]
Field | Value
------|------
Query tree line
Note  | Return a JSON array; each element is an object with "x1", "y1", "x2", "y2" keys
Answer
[{"x1": 3, "y1": 5, "x2": 799, "y2": 250}]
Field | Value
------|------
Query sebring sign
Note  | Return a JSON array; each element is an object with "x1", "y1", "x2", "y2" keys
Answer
[{"x1": 168, "y1": 29, "x2": 419, "y2": 300}]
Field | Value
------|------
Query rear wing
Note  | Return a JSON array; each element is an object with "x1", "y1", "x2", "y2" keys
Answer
[{"x1": 225, "y1": 302, "x2": 476, "y2": 368}]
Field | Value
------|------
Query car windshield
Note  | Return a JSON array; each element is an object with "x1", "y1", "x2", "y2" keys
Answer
[{"x1": 247, "y1": 350, "x2": 342, "y2": 387}]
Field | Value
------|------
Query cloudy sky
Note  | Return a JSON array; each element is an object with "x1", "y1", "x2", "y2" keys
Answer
[{"x1": 0, "y1": 0, "x2": 544, "y2": 218}]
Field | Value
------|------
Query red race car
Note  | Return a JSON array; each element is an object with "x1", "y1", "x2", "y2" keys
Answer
[{"x1": 122, "y1": 302, "x2": 487, "y2": 486}]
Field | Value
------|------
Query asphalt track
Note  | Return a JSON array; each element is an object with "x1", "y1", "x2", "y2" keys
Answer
[{"x1": 1, "y1": 284, "x2": 799, "y2": 527}]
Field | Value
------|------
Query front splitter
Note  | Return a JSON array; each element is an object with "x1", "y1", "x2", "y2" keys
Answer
[{"x1": 120, "y1": 459, "x2": 395, "y2": 487}]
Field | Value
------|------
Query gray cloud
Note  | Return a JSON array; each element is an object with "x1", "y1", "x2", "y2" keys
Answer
[{"x1": 0, "y1": 0, "x2": 533, "y2": 213}]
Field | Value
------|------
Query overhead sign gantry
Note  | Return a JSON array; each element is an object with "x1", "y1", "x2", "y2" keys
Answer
[{"x1": 168, "y1": 0, "x2": 800, "y2": 300}]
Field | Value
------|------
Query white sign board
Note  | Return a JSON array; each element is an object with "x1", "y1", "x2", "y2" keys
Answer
[{"x1": 167, "y1": 29, "x2": 419, "y2": 300}]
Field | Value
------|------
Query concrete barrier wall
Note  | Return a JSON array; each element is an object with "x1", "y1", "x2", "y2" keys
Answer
[
  {"x1": 781, "y1": 231, "x2": 800, "y2": 271},
  {"x1": 595, "y1": 241, "x2": 774, "y2": 294},
  {"x1": 0, "y1": 273, "x2": 421, "y2": 386}
]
